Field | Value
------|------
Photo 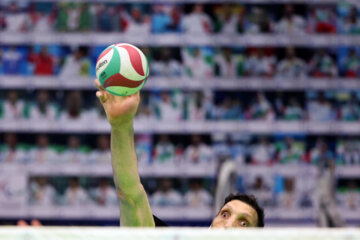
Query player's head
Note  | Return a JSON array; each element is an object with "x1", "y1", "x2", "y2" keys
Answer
[{"x1": 210, "y1": 193, "x2": 264, "y2": 228}]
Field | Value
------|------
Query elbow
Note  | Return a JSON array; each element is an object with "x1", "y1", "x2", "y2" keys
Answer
[{"x1": 116, "y1": 183, "x2": 147, "y2": 204}]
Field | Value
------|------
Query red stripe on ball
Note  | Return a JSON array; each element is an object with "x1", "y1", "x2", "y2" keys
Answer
[
  {"x1": 119, "y1": 45, "x2": 145, "y2": 76},
  {"x1": 103, "y1": 73, "x2": 144, "y2": 88},
  {"x1": 97, "y1": 47, "x2": 112, "y2": 63}
]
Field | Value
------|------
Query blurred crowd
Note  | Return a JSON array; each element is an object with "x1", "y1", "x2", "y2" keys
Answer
[
  {"x1": 1, "y1": 131, "x2": 360, "y2": 167},
  {"x1": 28, "y1": 177, "x2": 215, "y2": 209},
  {"x1": 1, "y1": 89, "x2": 359, "y2": 123},
  {"x1": 29, "y1": 177, "x2": 118, "y2": 207},
  {"x1": 0, "y1": 2, "x2": 359, "y2": 35},
  {"x1": 2, "y1": 129, "x2": 359, "y2": 213},
  {"x1": 26, "y1": 172, "x2": 360, "y2": 212},
  {"x1": 0, "y1": 0, "x2": 359, "y2": 224},
  {"x1": 1, "y1": 45, "x2": 360, "y2": 79}
]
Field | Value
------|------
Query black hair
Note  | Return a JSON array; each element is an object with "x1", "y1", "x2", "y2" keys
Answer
[{"x1": 222, "y1": 193, "x2": 265, "y2": 227}]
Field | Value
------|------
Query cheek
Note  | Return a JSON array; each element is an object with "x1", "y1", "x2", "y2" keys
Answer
[{"x1": 211, "y1": 216, "x2": 225, "y2": 228}]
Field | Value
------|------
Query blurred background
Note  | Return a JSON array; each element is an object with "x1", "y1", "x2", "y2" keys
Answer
[{"x1": 0, "y1": 0, "x2": 359, "y2": 228}]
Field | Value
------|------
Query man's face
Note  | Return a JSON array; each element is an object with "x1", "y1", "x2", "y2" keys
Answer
[{"x1": 210, "y1": 200, "x2": 258, "y2": 228}]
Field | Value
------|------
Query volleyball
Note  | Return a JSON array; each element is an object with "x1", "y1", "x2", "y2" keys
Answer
[{"x1": 95, "y1": 43, "x2": 149, "y2": 96}]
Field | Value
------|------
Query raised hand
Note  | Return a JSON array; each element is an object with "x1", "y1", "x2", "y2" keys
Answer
[{"x1": 94, "y1": 79, "x2": 140, "y2": 127}]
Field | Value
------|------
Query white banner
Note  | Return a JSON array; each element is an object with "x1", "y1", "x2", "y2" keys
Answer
[{"x1": 0, "y1": 227, "x2": 359, "y2": 240}]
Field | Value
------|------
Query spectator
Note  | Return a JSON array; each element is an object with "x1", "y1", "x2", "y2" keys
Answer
[
  {"x1": 0, "y1": 133, "x2": 27, "y2": 163},
  {"x1": 341, "y1": 49, "x2": 360, "y2": 77},
  {"x1": 245, "y1": 48, "x2": 275, "y2": 77},
  {"x1": 184, "y1": 179, "x2": 212, "y2": 207},
  {"x1": 215, "y1": 48, "x2": 244, "y2": 78},
  {"x1": 78, "y1": 3, "x2": 92, "y2": 31},
  {"x1": 31, "y1": 46, "x2": 54, "y2": 75},
  {"x1": 212, "y1": 134, "x2": 246, "y2": 164},
  {"x1": 96, "y1": 4, "x2": 113, "y2": 32},
  {"x1": 274, "y1": 4, "x2": 306, "y2": 34},
  {"x1": 276, "y1": 47, "x2": 307, "y2": 78},
  {"x1": 59, "y1": 91, "x2": 85, "y2": 122},
  {"x1": 275, "y1": 137, "x2": 304, "y2": 164},
  {"x1": 56, "y1": 3, "x2": 68, "y2": 31},
  {"x1": 338, "y1": 181, "x2": 360, "y2": 210},
  {"x1": 122, "y1": 6, "x2": 151, "y2": 35},
  {"x1": 282, "y1": 97, "x2": 304, "y2": 120},
  {"x1": 151, "y1": 178, "x2": 183, "y2": 206},
  {"x1": 250, "y1": 137, "x2": 275, "y2": 165},
  {"x1": 339, "y1": 6, "x2": 360, "y2": 34},
  {"x1": 3, "y1": 2, "x2": 27, "y2": 32},
  {"x1": 136, "y1": 104, "x2": 156, "y2": 121},
  {"x1": 213, "y1": 5, "x2": 239, "y2": 34},
  {"x1": 28, "y1": 90, "x2": 58, "y2": 122},
  {"x1": 29, "y1": 177, "x2": 56, "y2": 206},
  {"x1": 59, "y1": 135, "x2": 88, "y2": 164},
  {"x1": 310, "y1": 139, "x2": 334, "y2": 168},
  {"x1": 338, "y1": 93, "x2": 360, "y2": 121},
  {"x1": 150, "y1": 48, "x2": 183, "y2": 77},
  {"x1": 135, "y1": 134, "x2": 152, "y2": 166},
  {"x1": 167, "y1": 4, "x2": 182, "y2": 32},
  {"x1": 64, "y1": 178, "x2": 89, "y2": 206},
  {"x1": 153, "y1": 91, "x2": 182, "y2": 121},
  {"x1": 236, "y1": 7, "x2": 248, "y2": 33},
  {"x1": 153, "y1": 135, "x2": 176, "y2": 165},
  {"x1": 151, "y1": 4, "x2": 172, "y2": 33},
  {"x1": 307, "y1": 7, "x2": 336, "y2": 34},
  {"x1": 28, "y1": 134, "x2": 58, "y2": 164},
  {"x1": 216, "y1": 97, "x2": 242, "y2": 120},
  {"x1": 88, "y1": 135, "x2": 111, "y2": 164},
  {"x1": 184, "y1": 135, "x2": 213, "y2": 164},
  {"x1": 336, "y1": 139, "x2": 360, "y2": 165},
  {"x1": 67, "y1": 3, "x2": 81, "y2": 31},
  {"x1": 27, "y1": 3, "x2": 54, "y2": 33},
  {"x1": 181, "y1": 4, "x2": 212, "y2": 34},
  {"x1": 246, "y1": 6, "x2": 272, "y2": 33},
  {"x1": 91, "y1": 178, "x2": 117, "y2": 206},
  {"x1": 182, "y1": 47, "x2": 214, "y2": 78},
  {"x1": 247, "y1": 92, "x2": 275, "y2": 120},
  {"x1": 1, "y1": 90, "x2": 25, "y2": 120},
  {"x1": 277, "y1": 178, "x2": 298, "y2": 209},
  {"x1": 184, "y1": 91, "x2": 207, "y2": 120},
  {"x1": 308, "y1": 49, "x2": 338, "y2": 77},
  {"x1": 60, "y1": 47, "x2": 91, "y2": 78},
  {"x1": 247, "y1": 176, "x2": 273, "y2": 207},
  {"x1": 307, "y1": 92, "x2": 335, "y2": 121},
  {"x1": 2, "y1": 46, "x2": 23, "y2": 74},
  {"x1": 311, "y1": 140, "x2": 344, "y2": 227},
  {"x1": 212, "y1": 133, "x2": 230, "y2": 159}
]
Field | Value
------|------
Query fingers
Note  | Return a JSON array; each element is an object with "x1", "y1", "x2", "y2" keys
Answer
[
  {"x1": 95, "y1": 79, "x2": 107, "y2": 103},
  {"x1": 94, "y1": 79, "x2": 105, "y2": 91},
  {"x1": 96, "y1": 90, "x2": 106, "y2": 103}
]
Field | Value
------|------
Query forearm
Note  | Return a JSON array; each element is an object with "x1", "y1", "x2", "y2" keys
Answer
[
  {"x1": 111, "y1": 124, "x2": 154, "y2": 227},
  {"x1": 111, "y1": 125, "x2": 139, "y2": 195}
]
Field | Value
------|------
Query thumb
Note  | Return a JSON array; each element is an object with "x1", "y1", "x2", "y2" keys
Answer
[{"x1": 96, "y1": 90, "x2": 107, "y2": 103}]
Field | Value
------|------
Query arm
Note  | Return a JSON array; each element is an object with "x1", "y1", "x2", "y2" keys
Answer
[{"x1": 95, "y1": 79, "x2": 154, "y2": 227}]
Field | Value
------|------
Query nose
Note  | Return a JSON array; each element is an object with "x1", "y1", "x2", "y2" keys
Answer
[{"x1": 224, "y1": 218, "x2": 236, "y2": 229}]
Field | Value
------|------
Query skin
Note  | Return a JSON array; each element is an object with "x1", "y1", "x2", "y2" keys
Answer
[
  {"x1": 95, "y1": 79, "x2": 154, "y2": 227},
  {"x1": 210, "y1": 200, "x2": 258, "y2": 228},
  {"x1": 95, "y1": 79, "x2": 259, "y2": 228}
]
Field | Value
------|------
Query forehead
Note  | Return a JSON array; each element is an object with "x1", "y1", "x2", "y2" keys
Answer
[{"x1": 220, "y1": 200, "x2": 258, "y2": 222}]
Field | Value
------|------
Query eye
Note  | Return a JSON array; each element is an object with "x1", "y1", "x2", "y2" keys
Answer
[
  {"x1": 239, "y1": 220, "x2": 249, "y2": 227},
  {"x1": 221, "y1": 211, "x2": 230, "y2": 219}
]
